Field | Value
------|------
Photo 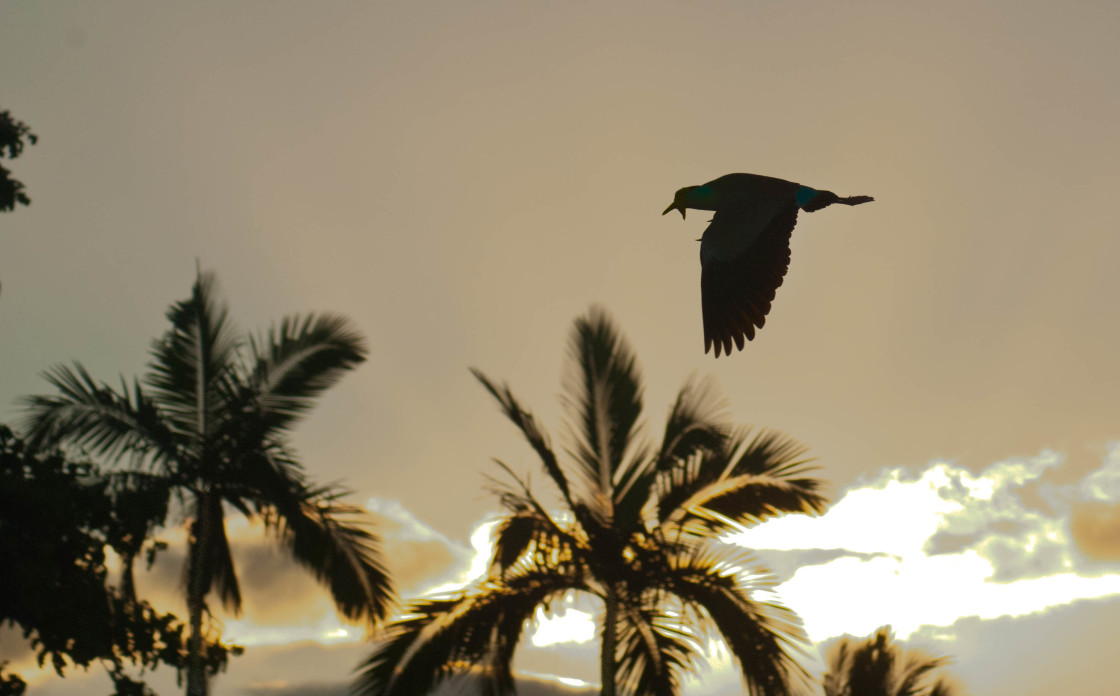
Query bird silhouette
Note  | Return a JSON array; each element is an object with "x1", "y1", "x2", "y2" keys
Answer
[{"x1": 664, "y1": 172, "x2": 873, "y2": 357}]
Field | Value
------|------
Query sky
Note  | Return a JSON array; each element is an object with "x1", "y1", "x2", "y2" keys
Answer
[{"x1": 2, "y1": 1, "x2": 1120, "y2": 694}]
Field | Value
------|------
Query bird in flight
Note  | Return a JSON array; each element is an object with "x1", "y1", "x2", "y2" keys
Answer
[{"x1": 664, "y1": 172, "x2": 873, "y2": 357}]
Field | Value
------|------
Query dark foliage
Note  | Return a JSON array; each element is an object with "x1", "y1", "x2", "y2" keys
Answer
[
  {"x1": 0, "y1": 664, "x2": 26, "y2": 696},
  {"x1": 0, "y1": 425, "x2": 239, "y2": 694},
  {"x1": 21, "y1": 269, "x2": 392, "y2": 695},
  {"x1": 0, "y1": 110, "x2": 37, "y2": 212},
  {"x1": 822, "y1": 626, "x2": 962, "y2": 696}
]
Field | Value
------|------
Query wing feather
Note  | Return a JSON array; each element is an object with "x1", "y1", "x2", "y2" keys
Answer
[{"x1": 700, "y1": 205, "x2": 798, "y2": 356}]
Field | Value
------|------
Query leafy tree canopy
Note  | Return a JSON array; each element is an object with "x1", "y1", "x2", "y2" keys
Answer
[
  {"x1": 0, "y1": 110, "x2": 37, "y2": 212},
  {"x1": 0, "y1": 425, "x2": 240, "y2": 695}
]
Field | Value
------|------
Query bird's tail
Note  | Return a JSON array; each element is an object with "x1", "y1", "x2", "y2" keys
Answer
[{"x1": 801, "y1": 191, "x2": 875, "y2": 212}]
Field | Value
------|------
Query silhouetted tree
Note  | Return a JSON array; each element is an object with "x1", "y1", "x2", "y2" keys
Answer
[
  {"x1": 0, "y1": 110, "x2": 37, "y2": 212},
  {"x1": 22, "y1": 269, "x2": 394, "y2": 696},
  {"x1": 0, "y1": 665, "x2": 26, "y2": 696},
  {"x1": 0, "y1": 425, "x2": 238, "y2": 694},
  {"x1": 355, "y1": 307, "x2": 826, "y2": 696},
  {"x1": 822, "y1": 626, "x2": 961, "y2": 696}
]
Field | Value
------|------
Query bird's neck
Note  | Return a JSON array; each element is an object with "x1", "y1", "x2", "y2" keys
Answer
[
  {"x1": 795, "y1": 185, "x2": 818, "y2": 208},
  {"x1": 684, "y1": 184, "x2": 719, "y2": 211}
]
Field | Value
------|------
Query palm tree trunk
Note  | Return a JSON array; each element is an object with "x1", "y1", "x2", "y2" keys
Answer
[
  {"x1": 600, "y1": 585, "x2": 618, "y2": 696},
  {"x1": 185, "y1": 495, "x2": 210, "y2": 696},
  {"x1": 186, "y1": 592, "x2": 206, "y2": 696}
]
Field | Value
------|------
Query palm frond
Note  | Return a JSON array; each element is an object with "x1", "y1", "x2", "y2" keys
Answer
[
  {"x1": 822, "y1": 641, "x2": 850, "y2": 696},
  {"x1": 895, "y1": 652, "x2": 950, "y2": 696},
  {"x1": 560, "y1": 307, "x2": 645, "y2": 518},
  {"x1": 846, "y1": 627, "x2": 897, "y2": 696},
  {"x1": 926, "y1": 678, "x2": 959, "y2": 696},
  {"x1": 728, "y1": 428, "x2": 816, "y2": 479},
  {"x1": 354, "y1": 568, "x2": 580, "y2": 696},
  {"x1": 825, "y1": 626, "x2": 957, "y2": 696},
  {"x1": 145, "y1": 269, "x2": 241, "y2": 439},
  {"x1": 657, "y1": 375, "x2": 728, "y2": 468},
  {"x1": 491, "y1": 511, "x2": 547, "y2": 574},
  {"x1": 246, "y1": 313, "x2": 368, "y2": 433},
  {"x1": 352, "y1": 597, "x2": 460, "y2": 696},
  {"x1": 260, "y1": 471, "x2": 394, "y2": 626},
  {"x1": 610, "y1": 462, "x2": 656, "y2": 539},
  {"x1": 660, "y1": 554, "x2": 810, "y2": 696},
  {"x1": 655, "y1": 428, "x2": 740, "y2": 526},
  {"x1": 685, "y1": 472, "x2": 826, "y2": 533},
  {"x1": 612, "y1": 376, "x2": 729, "y2": 535},
  {"x1": 615, "y1": 604, "x2": 699, "y2": 696},
  {"x1": 659, "y1": 427, "x2": 825, "y2": 531},
  {"x1": 471, "y1": 368, "x2": 574, "y2": 505},
  {"x1": 21, "y1": 364, "x2": 179, "y2": 470},
  {"x1": 485, "y1": 460, "x2": 586, "y2": 575}
]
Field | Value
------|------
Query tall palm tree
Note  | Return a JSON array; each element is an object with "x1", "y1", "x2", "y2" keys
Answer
[
  {"x1": 354, "y1": 307, "x2": 826, "y2": 696},
  {"x1": 22, "y1": 269, "x2": 394, "y2": 696},
  {"x1": 822, "y1": 626, "x2": 960, "y2": 696}
]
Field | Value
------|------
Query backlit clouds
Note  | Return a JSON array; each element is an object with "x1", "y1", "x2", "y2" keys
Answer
[
  {"x1": 1071, "y1": 445, "x2": 1120, "y2": 562},
  {"x1": 363, "y1": 497, "x2": 475, "y2": 596},
  {"x1": 218, "y1": 497, "x2": 477, "y2": 646},
  {"x1": 126, "y1": 496, "x2": 477, "y2": 649},
  {"x1": 1071, "y1": 501, "x2": 1120, "y2": 562},
  {"x1": 386, "y1": 445, "x2": 1120, "y2": 658},
  {"x1": 730, "y1": 447, "x2": 1120, "y2": 642},
  {"x1": 530, "y1": 605, "x2": 596, "y2": 647}
]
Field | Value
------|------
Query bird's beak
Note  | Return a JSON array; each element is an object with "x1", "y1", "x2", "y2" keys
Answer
[{"x1": 662, "y1": 203, "x2": 685, "y2": 219}]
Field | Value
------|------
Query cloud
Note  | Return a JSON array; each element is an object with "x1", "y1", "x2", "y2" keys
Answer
[
  {"x1": 363, "y1": 497, "x2": 475, "y2": 596},
  {"x1": 1079, "y1": 444, "x2": 1120, "y2": 501},
  {"x1": 238, "y1": 665, "x2": 598, "y2": 696},
  {"x1": 431, "y1": 673, "x2": 597, "y2": 696},
  {"x1": 233, "y1": 539, "x2": 337, "y2": 627},
  {"x1": 120, "y1": 495, "x2": 478, "y2": 649},
  {"x1": 242, "y1": 681, "x2": 347, "y2": 696},
  {"x1": 530, "y1": 605, "x2": 596, "y2": 647},
  {"x1": 1071, "y1": 501, "x2": 1120, "y2": 561},
  {"x1": 911, "y1": 594, "x2": 1120, "y2": 696},
  {"x1": 729, "y1": 447, "x2": 1120, "y2": 642},
  {"x1": 216, "y1": 498, "x2": 484, "y2": 646},
  {"x1": 1069, "y1": 444, "x2": 1120, "y2": 563}
]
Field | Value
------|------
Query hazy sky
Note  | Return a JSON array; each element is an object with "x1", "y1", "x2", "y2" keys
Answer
[{"x1": 3, "y1": 2, "x2": 1120, "y2": 694}]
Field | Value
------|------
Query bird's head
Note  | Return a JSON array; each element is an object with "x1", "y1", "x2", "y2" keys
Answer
[{"x1": 662, "y1": 186, "x2": 697, "y2": 219}]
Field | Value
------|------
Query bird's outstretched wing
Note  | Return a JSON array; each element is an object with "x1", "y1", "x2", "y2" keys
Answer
[{"x1": 700, "y1": 204, "x2": 799, "y2": 356}]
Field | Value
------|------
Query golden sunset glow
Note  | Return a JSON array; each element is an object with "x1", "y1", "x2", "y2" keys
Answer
[{"x1": 4, "y1": 2, "x2": 1120, "y2": 695}]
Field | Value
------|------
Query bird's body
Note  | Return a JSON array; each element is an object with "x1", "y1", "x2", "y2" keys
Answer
[{"x1": 663, "y1": 173, "x2": 873, "y2": 357}]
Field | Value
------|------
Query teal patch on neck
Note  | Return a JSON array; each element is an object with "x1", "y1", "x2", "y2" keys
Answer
[
  {"x1": 689, "y1": 184, "x2": 716, "y2": 206},
  {"x1": 796, "y1": 185, "x2": 817, "y2": 208}
]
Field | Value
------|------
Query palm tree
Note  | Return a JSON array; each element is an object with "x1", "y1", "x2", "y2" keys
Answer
[
  {"x1": 354, "y1": 307, "x2": 826, "y2": 696},
  {"x1": 822, "y1": 626, "x2": 960, "y2": 696},
  {"x1": 22, "y1": 269, "x2": 394, "y2": 696}
]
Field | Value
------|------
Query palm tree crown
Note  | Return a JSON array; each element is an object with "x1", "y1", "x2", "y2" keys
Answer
[
  {"x1": 355, "y1": 307, "x2": 826, "y2": 696},
  {"x1": 822, "y1": 626, "x2": 961, "y2": 696},
  {"x1": 22, "y1": 269, "x2": 394, "y2": 696}
]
